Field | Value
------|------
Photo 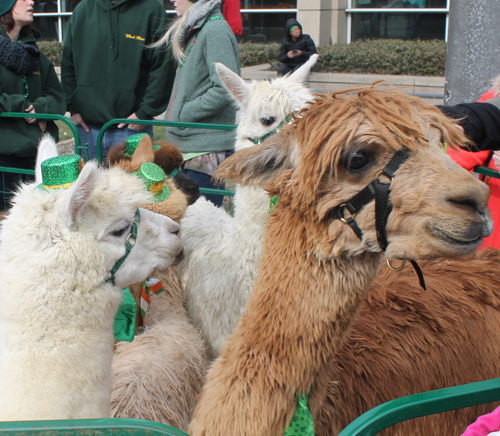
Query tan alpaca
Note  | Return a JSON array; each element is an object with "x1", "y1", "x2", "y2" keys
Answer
[
  {"x1": 189, "y1": 88, "x2": 493, "y2": 436},
  {"x1": 108, "y1": 136, "x2": 207, "y2": 430}
]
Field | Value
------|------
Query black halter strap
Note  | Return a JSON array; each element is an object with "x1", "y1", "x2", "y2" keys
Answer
[{"x1": 331, "y1": 147, "x2": 426, "y2": 290}]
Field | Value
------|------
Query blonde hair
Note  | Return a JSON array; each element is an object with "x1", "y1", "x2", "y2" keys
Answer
[{"x1": 152, "y1": 2, "x2": 195, "y2": 62}]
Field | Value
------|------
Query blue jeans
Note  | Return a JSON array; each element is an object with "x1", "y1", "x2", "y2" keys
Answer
[{"x1": 77, "y1": 124, "x2": 154, "y2": 162}]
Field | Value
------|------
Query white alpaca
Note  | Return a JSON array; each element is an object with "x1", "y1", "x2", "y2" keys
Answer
[
  {"x1": 180, "y1": 55, "x2": 318, "y2": 359},
  {"x1": 0, "y1": 135, "x2": 182, "y2": 421},
  {"x1": 108, "y1": 138, "x2": 207, "y2": 431}
]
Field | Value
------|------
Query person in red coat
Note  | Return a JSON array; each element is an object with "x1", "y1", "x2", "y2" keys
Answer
[
  {"x1": 447, "y1": 75, "x2": 500, "y2": 250},
  {"x1": 221, "y1": 0, "x2": 242, "y2": 42}
]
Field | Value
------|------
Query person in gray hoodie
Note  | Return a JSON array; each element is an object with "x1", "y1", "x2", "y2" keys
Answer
[{"x1": 154, "y1": 0, "x2": 239, "y2": 206}]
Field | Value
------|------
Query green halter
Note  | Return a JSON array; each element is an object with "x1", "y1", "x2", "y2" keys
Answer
[
  {"x1": 107, "y1": 208, "x2": 141, "y2": 286},
  {"x1": 247, "y1": 112, "x2": 298, "y2": 145}
]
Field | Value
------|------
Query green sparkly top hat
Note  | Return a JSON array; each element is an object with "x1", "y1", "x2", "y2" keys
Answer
[
  {"x1": 136, "y1": 162, "x2": 170, "y2": 203},
  {"x1": 41, "y1": 154, "x2": 84, "y2": 190},
  {"x1": 124, "y1": 133, "x2": 161, "y2": 157}
]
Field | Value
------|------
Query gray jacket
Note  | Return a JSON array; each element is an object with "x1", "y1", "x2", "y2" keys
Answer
[{"x1": 165, "y1": 6, "x2": 240, "y2": 153}]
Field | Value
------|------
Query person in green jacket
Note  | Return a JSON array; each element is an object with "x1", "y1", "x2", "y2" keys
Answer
[
  {"x1": 154, "y1": 0, "x2": 239, "y2": 206},
  {"x1": 0, "y1": 0, "x2": 65, "y2": 209},
  {"x1": 61, "y1": 0, "x2": 175, "y2": 162}
]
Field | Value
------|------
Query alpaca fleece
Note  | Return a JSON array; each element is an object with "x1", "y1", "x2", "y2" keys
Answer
[
  {"x1": 190, "y1": 88, "x2": 491, "y2": 435},
  {"x1": 179, "y1": 56, "x2": 317, "y2": 359}
]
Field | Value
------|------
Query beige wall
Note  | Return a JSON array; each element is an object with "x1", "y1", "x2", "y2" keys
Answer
[{"x1": 296, "y1": 0, "x2": 347, "y2": 47}]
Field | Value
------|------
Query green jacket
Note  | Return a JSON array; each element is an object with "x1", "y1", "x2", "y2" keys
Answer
[
  {"x1": 165, "y1": 6, "x2": 240, "y2": 153},
  {"x1": 0, "y1": 28, "x2": 64, "y2": 158},
  {"x1": 61, "y1": 0, "x2": 175, "y2": 127}
]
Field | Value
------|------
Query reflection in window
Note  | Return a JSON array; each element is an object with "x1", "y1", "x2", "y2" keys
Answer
[
  {"x1": 351, "y1": 12, "x2": 446, "y2": 41},
  {"x1": 242, "y1": 12, "x2": 295, "y2": 43},
  {"x1": 240, "y1": 0, "x2": 296, "y2": 9},
  {"x1": 352, "y1": 0, "x2": 446, "y2": 8}
]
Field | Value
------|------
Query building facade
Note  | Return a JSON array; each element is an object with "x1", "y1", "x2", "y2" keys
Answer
[{"x1": 32, "y1": 0, "x2": 449, "y2": 44}]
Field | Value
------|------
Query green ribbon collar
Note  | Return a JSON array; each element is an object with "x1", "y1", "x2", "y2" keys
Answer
[
  {"x1": 284, "y1": 392, "x2": 314, "y2": 436},
  {"x1": 248, "y1": 112, "x2": 298, "y2": 145}
]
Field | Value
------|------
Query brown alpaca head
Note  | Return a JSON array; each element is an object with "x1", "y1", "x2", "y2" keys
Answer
[
  {"x1": 107, "y1": 137, "x2": 200, "y2": 206},
  {"x1": 216, "y1": 87, "x2": 493, "y2": 261},
  {"x1": 107, "y1": 136, "x2": 188, "y2": 223}
]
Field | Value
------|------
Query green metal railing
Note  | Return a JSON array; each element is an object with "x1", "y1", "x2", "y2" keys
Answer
[
  {"x1": 96, "y1": 119, "x2": 237, "y2": 199},
  {"x1": 0, "y1": 379, "x2": 499, "y2": 435},
  {"x1": 0, "y1": 112, "x2": 82, "y2": 156},
  {"x1": 0, "y1": 418, "x2": 189, "y2": 435},
  {"x1": 338, "y1": 378, "x2": 500, "y2": 436},
  {"x1": 474, "y1": 165, "x2": 500, "y2": 180},
  {"x1": 0, "y1": 113, "x2": 83, "y2": 210}
]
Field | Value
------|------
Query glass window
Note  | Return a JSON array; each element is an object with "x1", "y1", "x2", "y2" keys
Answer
[
  {"x1": 241, "y1": 0, "x2": 296, "y2": 9},
  {"x1": 352, "y1": 0, "x2": 446, "y2": 8},
  {"x1": 33, "y1": 15, "x2": 59, "y2": 40},
  {"x1": 241, "y1": 12, "x2": 295, "y2": 43},
  {"x1": 351, "y1": 11, "x2": 446, "y2": 41}
]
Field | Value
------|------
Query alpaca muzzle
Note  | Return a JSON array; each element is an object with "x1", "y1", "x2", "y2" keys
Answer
[{"x1": 328, "y1": 147, "x2": 427, "y2": 290}]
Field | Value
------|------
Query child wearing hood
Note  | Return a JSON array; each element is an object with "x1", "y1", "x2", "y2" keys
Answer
[{"x1": 277, "y1": 18, "x2": 317, "y2": 77}]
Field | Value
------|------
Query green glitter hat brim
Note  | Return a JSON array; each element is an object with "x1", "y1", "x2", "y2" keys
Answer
[
  {"x1": 151, "y1": 184, "x2": 170, "y2": 203},
  {"x1": 124, "y1": 144, "x2": 161, "y2": 157}
]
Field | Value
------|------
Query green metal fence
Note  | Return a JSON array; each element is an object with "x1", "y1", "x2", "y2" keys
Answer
[
  {"x1": 338, "y1": 377, "x2": 500, "y2": 436},
  {"x1": 0, "y1": 418, "x2": 189, "y2": 435},
  {"x1": 0, "y1": 113, "x2": 83, "y2": 210},
  {"x1": 95, "y1": 119, "x2": 237, "y2": 204},
  {"x1": 0, "y1": 114, "x2": 237, "y2": 210},
  {"x1": 0, "y1": 378, "x2": 499, "y2": 434}
]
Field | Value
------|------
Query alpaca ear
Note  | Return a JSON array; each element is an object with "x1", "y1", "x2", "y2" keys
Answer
[
  {"x1": 60, "y1": 161, "x2": 99, "y2": 229},
  {"x1": 216, "y1": 63, "x2": 252, "y2": 109},
  {"x1": 130, "y1": 136, "x2": 155, "y2": 169},
  {"x1": 289, "y1": 53, "x2": 318, "y2": 85},
  {"x1": 214, "y1": 129, "x2": 298, "y2": 187},
  {"x1": 35, "y1": 134, "x2": 59, "y2": 184}
]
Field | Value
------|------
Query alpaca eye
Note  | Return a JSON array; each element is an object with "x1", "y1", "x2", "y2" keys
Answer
[
  {"x1": 348, "y1": 151, "x2": 370, "y2": 171},
  {"x1": 111, "y1": 225, "x2": 130, "y2": 237},
  {"x1": 260, "y1": 117, "x2": 275, "y2": 126}
]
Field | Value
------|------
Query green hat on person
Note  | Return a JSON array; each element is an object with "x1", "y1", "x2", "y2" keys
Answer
[
  {"x1": 40, "y1": 154, "x2": 84, "y2": 190},
  {"x1": 0, "y1": 0, "x2": 16, "y2": 17},
  {"x1": 124, "y1": 133, "x2": 160, "y2": 157},
  {"x1": 290, "y1": 25, "x2": 299, "y2": 33},
  {"x1": 135, "y1": 162, "x2": 170, "y2": 203}
]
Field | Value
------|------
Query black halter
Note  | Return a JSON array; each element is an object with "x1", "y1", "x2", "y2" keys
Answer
[{"x1": 330, "y1": 147, "x2": 426, "y2": 290}]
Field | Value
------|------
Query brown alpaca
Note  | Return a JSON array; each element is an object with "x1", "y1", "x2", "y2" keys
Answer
[
  {"x1": 312, "y1": 248, "x2": 500, "y2": 435},
  {"x1": 107, "y1": 137, "x2": 200, "y2": 206},
  {"x1": 108, "y1": 136, "x2": 207, "y2": 430},
  {"x1": 189, "y1": 88, "x2": 493, "y2": 436}
]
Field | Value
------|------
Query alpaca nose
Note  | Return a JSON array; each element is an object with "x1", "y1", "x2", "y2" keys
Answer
[
  {"x1": 166, "y1": 219, "x2": 180, "y2": 236},
  {"x1": 446, "y1": 179, "x2": 490, "y2": 215}
]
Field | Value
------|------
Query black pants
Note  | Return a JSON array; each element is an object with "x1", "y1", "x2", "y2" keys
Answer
[
  {"x1": 277, "y1": 64, "x2": 302, "y2": 77},
  {"x1": 0, "y1": 155, "x2": 36, "y2": 210}
]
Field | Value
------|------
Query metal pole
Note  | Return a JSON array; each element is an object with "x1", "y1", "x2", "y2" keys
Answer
[{"x1": 444, "y1": 1, "x2": 500, "y2": 105}]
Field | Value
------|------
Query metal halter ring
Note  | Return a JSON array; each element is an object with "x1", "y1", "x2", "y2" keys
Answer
[
  {"x1": 375, "y1": 170, "x2": 394, "y2": 188},
  {"x1": 339, "y1": 203, "x2": 356, "y2": 224},
  {"x1": 386, "y1": 258, "x2": 406, "y2": 271},
  {"x1": 125, "y1": 232, "x2": 136, "y2": 246}
]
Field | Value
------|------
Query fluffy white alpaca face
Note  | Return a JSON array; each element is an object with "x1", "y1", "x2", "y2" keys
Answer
[
  {"x1": 65, "y1": 165, "x2": 182, "y2": 289},
  {"x1": 2, "y1": 135, "x2": 184, "y2": 292},
  {"x1": 216, "y1": 55, "x2": 318, "y2": 152}
]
